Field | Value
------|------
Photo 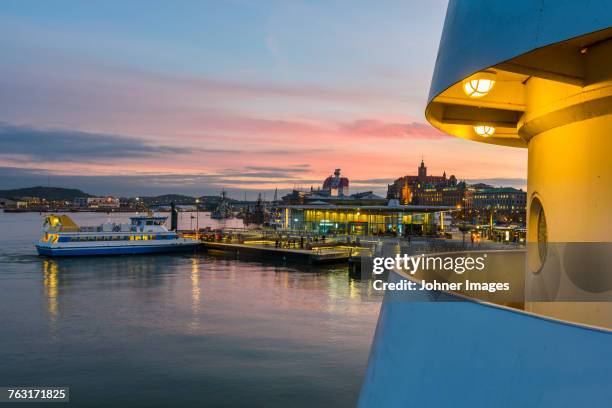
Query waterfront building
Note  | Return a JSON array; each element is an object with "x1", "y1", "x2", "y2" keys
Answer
[
  {"x1": 280, "y1": 200, "x2": 453, "y2": 236},
  {"x1": 86, "y1": 196, "x2": 120, "y2": 208},
  {"x1": 0, "y1": 197, "x2": 16, "y2": 208},
  {"x1": 472, "y1": 187, "x2": 526, "y2": 213},
  {"x1": 73, "y1": 197, "x2": 88, "y2": 207},
  {"x1": 389, "y1": 163, "x2": 525, "y2": 222},
  {"x1": 20, "y1": 196, "x2": 42, "y2": 205}
]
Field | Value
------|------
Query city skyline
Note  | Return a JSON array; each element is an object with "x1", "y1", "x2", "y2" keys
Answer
[
  {"x1": 0, "y1": 0, "x2": 526, "y2": 198},
  {"x1": 0, "y1": 161, "x2": 526, "y2": 200}
]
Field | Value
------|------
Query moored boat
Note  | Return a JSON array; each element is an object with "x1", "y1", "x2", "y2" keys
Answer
[
  {"x1": 210, "y1": 191, "x2": 233, "y2": 219},
  {"x1": 35, "y1": 214, "x2": 199, "y2": 256}
]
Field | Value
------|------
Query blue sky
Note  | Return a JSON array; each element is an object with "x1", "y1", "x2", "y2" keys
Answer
[{"x1": 0, "y1": 0, "x2": 526, "y2": 197}]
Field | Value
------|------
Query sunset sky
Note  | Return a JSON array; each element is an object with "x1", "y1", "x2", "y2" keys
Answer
[{"x1": 0, "y1": 0, "x2": 526, "y2": 198}]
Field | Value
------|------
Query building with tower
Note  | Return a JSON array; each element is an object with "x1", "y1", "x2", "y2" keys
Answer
[
  {"x1": 322, "y1": 169, "x2": 349, "y2": 197},
  {"x1": 387, "y1": 160, "x2": 460, "y2": 206}
]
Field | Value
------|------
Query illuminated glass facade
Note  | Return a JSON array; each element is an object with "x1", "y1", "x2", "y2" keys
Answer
[{"x1": 283, "y1": 205, "x2": 451, "y2": 236}]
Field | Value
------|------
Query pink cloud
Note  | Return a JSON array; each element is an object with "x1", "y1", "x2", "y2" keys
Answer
[
  {"x1": 120, "y1": 107, "x2": 444, "y2": 142},
  {"x1": 0, "y1": 52, "x2": 525, "y2": 194},
  {"x1": 337, "y1": 119, "x2": 447, "y2": 139}
]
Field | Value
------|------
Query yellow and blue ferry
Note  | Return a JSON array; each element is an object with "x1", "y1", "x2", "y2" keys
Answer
[{"x1": 36, "y1": 214, "x2": 198, "y2": 256}]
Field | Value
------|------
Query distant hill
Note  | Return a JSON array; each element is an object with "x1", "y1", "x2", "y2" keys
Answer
[
  {"x1": 0, "y1": 186, "x2": 91, "y2": 201},
  {"x1": 0, "y1": 187, "x2": 245, "y2": 205}
]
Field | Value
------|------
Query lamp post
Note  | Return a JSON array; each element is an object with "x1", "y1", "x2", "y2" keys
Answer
[{"x1": 195, "y1": 199, "x2": 200, "y2": 238}]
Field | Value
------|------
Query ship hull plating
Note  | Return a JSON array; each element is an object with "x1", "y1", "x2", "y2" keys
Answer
[{"x1": 36, "y1": 243, "x2": 199, "y2": 256}]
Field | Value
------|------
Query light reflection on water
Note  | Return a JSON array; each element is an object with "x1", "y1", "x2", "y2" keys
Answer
[{"x1": 0, "y1": 211, "x2": 382, "y2": 407}]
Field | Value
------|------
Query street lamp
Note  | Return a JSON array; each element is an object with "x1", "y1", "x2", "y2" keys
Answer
[{"x1": 195, "y1": 199, "x2": 200, "y2": 237}]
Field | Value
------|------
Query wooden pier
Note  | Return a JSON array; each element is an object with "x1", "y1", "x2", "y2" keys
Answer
[{"x1": 201, "y1": 241, "x2": 352, "y2": 264}]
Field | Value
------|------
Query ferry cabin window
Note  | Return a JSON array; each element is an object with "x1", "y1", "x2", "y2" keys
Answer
[{"x1": 45, "y1": 234, "x2": 55, "y2": 243}]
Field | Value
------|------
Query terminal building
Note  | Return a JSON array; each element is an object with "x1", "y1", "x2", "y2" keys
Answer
[
  {"x1": 280, "y1": 201, "x2": 453, "y2": 236},
  {"x1": 279, "y1": 168, "x2": 453, "y2": 235}
]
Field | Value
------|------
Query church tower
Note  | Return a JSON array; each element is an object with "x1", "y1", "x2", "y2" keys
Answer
[{"x1": 418, "y1": 159, "x2": 427, "y2": 181}]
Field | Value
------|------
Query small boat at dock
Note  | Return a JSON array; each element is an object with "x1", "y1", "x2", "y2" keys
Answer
[
  {"x1": 36, "y1": 214, "x2": 199, "y2": 256},
  {"x1": 210, "y1": 191, "x2": 233, "y2": 220}
]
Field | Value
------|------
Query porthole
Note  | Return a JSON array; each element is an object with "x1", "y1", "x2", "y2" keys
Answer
[
  {"x1": 537, "y1": 205, "x2": 547, "y2": 264},
  {"x1": 528, "y1": 196, "x2": 547, "y2": 274}
]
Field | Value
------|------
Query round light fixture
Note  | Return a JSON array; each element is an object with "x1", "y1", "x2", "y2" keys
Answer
[
  {"x1": 463, "y1": 71, "x2": 496, "y2": 97},
  {"x1": 474, "y1": 125, "x2": 495, "y2": 137}
]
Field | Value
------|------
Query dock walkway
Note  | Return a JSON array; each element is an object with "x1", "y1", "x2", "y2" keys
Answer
[{"x1": 201, "y1": 241, "x2": 352, "y2": 264}]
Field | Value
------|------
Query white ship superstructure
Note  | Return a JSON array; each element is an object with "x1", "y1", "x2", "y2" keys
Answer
[{"x1": 36, "y1": 214, "x2": 198, "y2": 256}]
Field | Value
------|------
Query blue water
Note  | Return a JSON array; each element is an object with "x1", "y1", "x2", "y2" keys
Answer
[{"x1": 0, "y1": 212, "x2": 382, "y2": 407}]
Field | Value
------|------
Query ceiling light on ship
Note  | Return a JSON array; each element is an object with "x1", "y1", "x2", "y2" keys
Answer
[
  {"x1": 474, "y1": 125, "x2": 495, "y2": 137},
  {"x1": 463, "y1": 71, "x2": 496, "y2": 97}
]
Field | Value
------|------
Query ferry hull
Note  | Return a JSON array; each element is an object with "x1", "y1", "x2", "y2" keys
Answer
[{"x1": 36, "y1": 243, "x2": 199, "y2": 257}]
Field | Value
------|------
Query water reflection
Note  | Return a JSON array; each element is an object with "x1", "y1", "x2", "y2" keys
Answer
[
  {"x1": 189, "y1": 257, "x2": 202, "y2": 332},
  {"x1": 4, "y1": 212, "x2": 383, "y2": 408},
  {"x1": 39, "y1": 255, "x2": 179, "y2": 289},
  {"x1": 39, "y1": 255, "x2": 383, "y2": 330},
  {"x1": 42, "y1": 259, "x2": 59, "y2": 337}
]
